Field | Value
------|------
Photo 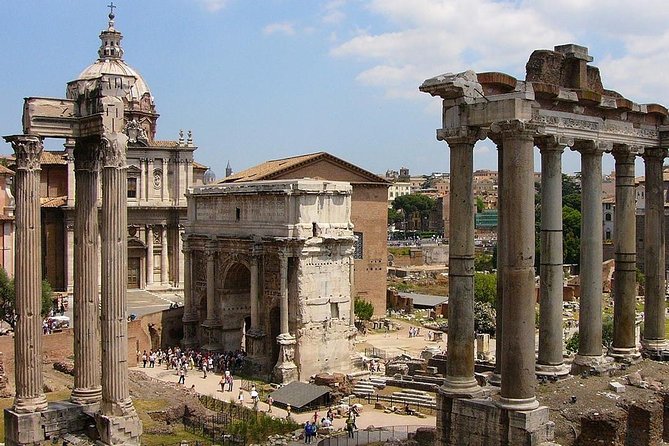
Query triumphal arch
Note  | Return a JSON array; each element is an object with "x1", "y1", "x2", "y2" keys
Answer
[
  {"x1": 421, "y1": 44, "x2": 669, "y2": 444},
  {"x1": 3, "y1": 10, "x2": 143, "y2": 446},
  {"x1": 182, "y1": 179, "x2": 357, "y2": 383}
]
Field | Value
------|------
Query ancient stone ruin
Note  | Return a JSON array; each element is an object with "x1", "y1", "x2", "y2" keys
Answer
[{"x1": 421, "y1": 44, "x2": 669, "y2": 445}]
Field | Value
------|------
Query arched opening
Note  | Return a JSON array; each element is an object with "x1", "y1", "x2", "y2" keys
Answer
[{"x1": 219, "y1": 261, "x2": 251, "y2": 352}]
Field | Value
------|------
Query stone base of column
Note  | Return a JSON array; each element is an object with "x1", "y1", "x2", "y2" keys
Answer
[
  {"x1": 71, "y1": 386, "x2": 102, "y2": 405},
  {"x1": 609, "y1": 347, "x2": 641, "y2": 364},
  {"x1": 641, "y1": 339, "x2": 669, "y2": 360},
  {"x1": 13, "y1": 394, "x2": 48, "y2": 414},
  {"x1": 571, "y1": 354, "x2": 614, "y2": 376},
  {"x1": 441, "y1": 397, "x2": 554, "y2": 445},
  {"x1": 535, "y1": 363, "x2": 570, "y2": 379},
  {"x1": 489, "y1": 373, "x2": 501, "y2": 387},
  {"x1": 4, "y1": 409, "x2": 44, "y2": 445},
  {"x1": 440, "y1": 376, "x2": 483, "y2": 398},
  {"x1": 272, "y1": 333, "x2": 298, "y2": 384},
  {"x1": 246, "y1": 328, "x2": 266, "y2": 358},
  {"x1": 496, "y1": 396, "x2": 540, "y2": 411},
  {"x1": 200, "y1": 323, "x2": 222, "y2": 352},
  {"x1": 95, "y1": 411, "x2": 142, "y2": 446}
]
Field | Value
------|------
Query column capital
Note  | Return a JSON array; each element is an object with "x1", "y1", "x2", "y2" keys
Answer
[
  {"x1": 250, "y1": 243, "x2": 263, "y2": 258},
  {"x1": 535, "y1": 135, "x2": 568, "y2": 152},
  {"x1": 490, "y1": 120, "x2": 540, "y2": 141},
  {"x1": 5, "y1": 135, "x2": 43, "y2": 171},
  {"x1": 74, "y1": 142, "x2": 101, "y2": 172},
  {"x1": 611, "y1": 144, "x2": 640, "y2": 162},
  {"x1": 572, "y1": 139, "x2": 611, "y2": 155},
  {"x1": 437, "y1": 126, "x2": 486, "y2": 146},
  {"x1": 99, "y1": 133, "x2": 128, "y2": 168},
  {"x1": 642, "y1": 147, "x2": 668, "y2": 161}
]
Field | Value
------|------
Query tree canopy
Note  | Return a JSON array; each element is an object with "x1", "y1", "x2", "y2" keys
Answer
[
  {"x1": 354, "y1": 297, "x2": 374, "y2": 321},
  {"x1": 392, "y1": 194, "x2": 436, "y2": 219},
  {"x1": 474, "y1": 272, "x2": 496, "y2": 305},
  {"x1": 0, "y1": 268, "x2": 54, "y2": 329}
]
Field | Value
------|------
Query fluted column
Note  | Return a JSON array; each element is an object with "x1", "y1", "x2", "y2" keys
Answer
[
  {"x1": 349, "y1": 257, "x2": 356, "y2": 326},
  {"x1": 642, "y1": 148, "x2": 668, "y2": 355},
  {"x1": 495, "y1": 121, "x2": 538, "y2": 411},
  {"x1": 5, "y1": 135, "x2": 48, "y2": 413},
  {"x1": 279, "y1": 253, "x2": 289, "y2": 334},
  {"x1": 160, "y1": 225, "x2": 169, "y2": 285},
  {"x1": 573, "y1": 141, "x2": 606, "y2": 368},
  {"x1": 536, "y1": 137, "x2": 569, "y2": 376},
  {"x1": 204, "y1": 242, "x2": 217, "y2": 324},
  {"x1": 273, "y1": 250, "x2": 298, "y2": 383},
  {"x1": 441, "y1": 128, "x2": 481, "y2": 397},
  {"x1": 611, "y1": 146, "x2": 639, "y2": 360},
  {"x1": 491, "y1": 138, "x2": 504, "y2": 387},
  {"x1": 99, "y1": 133, "x2": 136, "y2": 417},
  {"x1": 250, "y1": 249, "x2": 259, "y2": 330},
  {"x1": 146, "y1": 226, "x2": 154, "y2": 286},
  {"x1": 71, "y1": 142, "x2": 102, "y2": 404}
]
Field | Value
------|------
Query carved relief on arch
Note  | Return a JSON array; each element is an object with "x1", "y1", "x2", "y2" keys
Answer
[{"x1": 263, "y1": 252, "x2": 281, "y2": 300}]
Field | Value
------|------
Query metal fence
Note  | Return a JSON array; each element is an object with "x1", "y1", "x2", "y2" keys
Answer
[
  {"x1": 181, "y1": 394, "x2": 261, "y2": 444},
  {"x1": 317, "y1": 425, "x2": 431, "y2": 446}
]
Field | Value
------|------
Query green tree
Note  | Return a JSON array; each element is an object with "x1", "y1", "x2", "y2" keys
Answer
[
  {"x1": 474, "y1": 301, "x2": 496, "y2": 336},
  {"x1": 388, "y1": 208, "x2": 403, "y2": 225},
  {"x1": 0, "y1": 268, "x2": 54, "y2": 329},
  {"x1": 475, "y1": 196, "x2": 484, "y2": 213},
  {"x1": 392, "y1": 194, "x2": 436, "y2": 220},
  {"x1": 565, "y1": 315, "x2": 614, "y2": 353},
  {"x1": 474, "y1": 272, "x2": 496, "y2": 305},
  {"x1": 474, "y1": 253, "x2": 494, "y2": 272},
  {"x1": 354, "y1": 298, "x2": 374, "y2": 321}
]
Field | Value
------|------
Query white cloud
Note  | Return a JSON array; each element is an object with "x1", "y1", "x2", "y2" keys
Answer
[
  {"x1": 263, "y1": 22, "x2": 296, "y2": 36},
  {"x1": 197, "y1": 0, "x2": 230, "y2": 12},
  {"x1": 323, "y1": 0, "x2": 348, "y2": 24},
  {"x1": 330, "y1": 0, "x2": 669, "y2": 106}
]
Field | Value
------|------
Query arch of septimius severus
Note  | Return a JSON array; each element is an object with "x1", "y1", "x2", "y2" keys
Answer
[{"x1": 421, "y1": 44, "x2": 669, "y2": 444}]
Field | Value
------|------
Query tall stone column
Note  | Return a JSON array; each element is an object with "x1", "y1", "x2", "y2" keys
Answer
[
  {"x1": 205, "y1": 242, "x2": 216, "y2": 324},
  {"x1": 97, "y1": 133, "x2": 142, "y2": 444},
  {"x1": 146, "y1": 225, "x2": 154, "y2": 286},
  {"x1": 5, "y1": 135, "x2": 47, "y2": 413},
  {"x1": 273, "y1": 250, "x2": 298, "y2": 384},
  {"x1": 160, "y1": 225, "x2": 169, "y2": 285},
  {"x1": 249, "y1": 252, "x2": 259, "y2": 330},
  {"x1": 491, "y1": 139, "x2": 504, "y2": 387},
  {"x1": 536, "y1": 137, "x2": 569, "y2": 377},
  {"x1": 181, "y1": 236, "x2": 198, "y2": 349},
  {"x1": 611, "y1": 146, "x2": 639, "y2": 361},
  {"x1": 495, "y1": 121, "x2": 539, "y2": 411},
  {"x1": 642, "y1": 147, "x2": 668, "y2": 356},
  {"x1": 71, "y1": 142, "x2": 102, "y2": 405},
  {"x1": 177, "y1": 225, "x2": 184, "y2": 286},
  {"x1": 573, "y1": 141, "x2": 608, "y2": 371},
  {"x1": 441, "y1": 128, "x2": 481, "y2": 397},
  {"x1": 349, "y1": 257, "x2": 356, "y2": 326}
]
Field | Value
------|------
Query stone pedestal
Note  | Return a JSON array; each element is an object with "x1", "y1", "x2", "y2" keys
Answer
[
  {"x1": 95, "y1": 412, "x2": 142, "y2": 446},
  {"x1": 273, "y1": 333, "x2": 298, "y2": 384},
  {"x1": 438, "y1": 392, "x2": 555, "y2": 446}
]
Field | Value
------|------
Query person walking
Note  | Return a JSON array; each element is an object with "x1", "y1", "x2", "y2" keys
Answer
[
  {"x1": 178, "y1": 367, "x2": 186, "y2": 385},
  {"x1": 267, "y1": 395, "x2": 274, "y2": 413},
  {"x1": 219, "y1": 375, "x2": 226, "y2": 392},
  {"x1": 286, "y1": 404, "x2": 292, "y2": 419},
  {"x1": 346, "y1": 416, "x2": 355, "y2": 438}
]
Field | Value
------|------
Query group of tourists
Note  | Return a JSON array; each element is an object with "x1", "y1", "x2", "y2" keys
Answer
[{"x1": 407, "y1": 326, "x2": 421, "y2": 338}]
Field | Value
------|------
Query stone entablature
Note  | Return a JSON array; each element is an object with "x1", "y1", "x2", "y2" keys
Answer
[{"x1": 185, "y1": 179, "x2": 357, "y2": 383}]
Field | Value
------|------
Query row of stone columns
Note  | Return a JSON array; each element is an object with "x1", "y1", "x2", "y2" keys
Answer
[
  {"x1": 442, "y1": 122, "x2": 669, "y2": 411},
  {"x1": 5, "y1": 133, "x2": 140, "y2": 442}
]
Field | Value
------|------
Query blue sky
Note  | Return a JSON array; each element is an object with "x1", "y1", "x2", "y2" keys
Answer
[{"x1": 2, "y1": 0, "x2": 669, "y2": 178}]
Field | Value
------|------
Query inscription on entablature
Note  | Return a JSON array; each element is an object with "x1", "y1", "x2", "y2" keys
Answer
[
  {"x1": 532, "y1": 110, "x2": 659, "y2": 140},
  {"x1": 195, "y1": 195, "x2": 287, "y2": 222}
]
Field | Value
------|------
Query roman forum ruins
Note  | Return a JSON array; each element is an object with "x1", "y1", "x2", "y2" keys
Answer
[
  {"x1": 421, "y1": 44, "x2": 669, "y2": 444},
  {"x1": 4, "y1": 9, "x2": 147, "y2": 446}
]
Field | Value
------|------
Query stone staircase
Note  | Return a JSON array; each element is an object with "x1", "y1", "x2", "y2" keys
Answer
[
  {"x1": 352, "y1": 380, "x2": 376, "y2": 396},
  {"x1": 389, "y1": 389, "x2": 437, "y2": 409}
]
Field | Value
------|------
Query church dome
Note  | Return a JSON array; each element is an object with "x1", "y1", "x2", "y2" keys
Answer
[{"x1": 71, "y1": 8, "x2": 152, "y2": 102}]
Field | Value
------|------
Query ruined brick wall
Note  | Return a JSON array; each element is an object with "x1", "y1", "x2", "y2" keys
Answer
[
  {"x1": 128, "y1": 306, "x2": 184, "y2": 365},
  {"x1": 575, "y1": 410, "x2": 626, "y2": 446},
  {"x1": 626, "y1": 401, "x2": 663, "y2": 446}
]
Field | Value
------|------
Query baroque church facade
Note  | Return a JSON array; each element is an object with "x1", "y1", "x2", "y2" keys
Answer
[{"x1": 6, "y1": 14, "x2": 210, "y2": 291}]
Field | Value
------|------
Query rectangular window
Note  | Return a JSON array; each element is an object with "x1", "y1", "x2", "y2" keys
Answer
[
  {"x1": 353, "y1": 231, "x2": 363, "y2": 259},
  {"x1": 127, "y1": 178, "x2": 137, "y2": 198},
  {"x1": 330, "y1": 302, "x2": 340, "y2": 319}
]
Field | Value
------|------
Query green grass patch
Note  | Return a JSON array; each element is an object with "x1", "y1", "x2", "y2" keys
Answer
[{"x1": 388, "y1": 247, "x2": 410, "y2": 256}]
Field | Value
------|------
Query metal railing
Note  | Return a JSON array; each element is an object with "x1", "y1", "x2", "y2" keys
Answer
[{"x1": 317, "y1": 425, "x2": 432, "y2": 446}]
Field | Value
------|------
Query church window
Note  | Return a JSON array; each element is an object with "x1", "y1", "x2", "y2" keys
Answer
[{"x1": 127, "y1": 178, "x2": 137, "y2": 198}]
